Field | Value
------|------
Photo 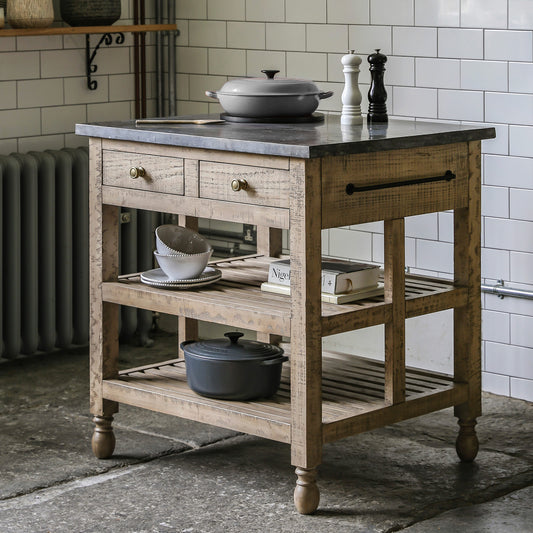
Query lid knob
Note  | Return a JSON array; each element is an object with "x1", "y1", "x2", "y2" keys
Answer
[
  {"x1": 224, "y1": 331, "x2": 244, "y2": 344},
  {"x1": 261, "y1": 69, "x2": 280, "y2": 79}
]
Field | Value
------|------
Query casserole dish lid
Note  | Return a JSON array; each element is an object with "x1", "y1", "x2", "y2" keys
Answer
[
  {"x1": 181, "y1": 332, "x2": 284, "y2": 362},
  {"x1": 217, "y1": 70, "x2": 321, "y2": 97}
]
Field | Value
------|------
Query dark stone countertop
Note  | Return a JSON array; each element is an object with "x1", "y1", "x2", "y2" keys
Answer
[{"x1": 76, "y1": 114, "x2": 496, "y2": 159}]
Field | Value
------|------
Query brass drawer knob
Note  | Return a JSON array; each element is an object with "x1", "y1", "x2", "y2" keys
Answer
[
  {"x1": 129, "y1": 166, "x2": 146, "y2": 179},
  {"x1": 231, "y1": 178, "x2": 248, "y2": 191}
]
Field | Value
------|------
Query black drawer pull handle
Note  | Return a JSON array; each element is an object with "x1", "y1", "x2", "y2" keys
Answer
[{"x1": 345, "y1": 170, "x2": 456, "y2": 195}]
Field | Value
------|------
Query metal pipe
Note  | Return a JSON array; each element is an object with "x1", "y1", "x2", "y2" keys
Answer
[
  {"x1": 140, "y1": 0, "x2": 146, "y2": 118},
  {"x1": 133, "y1": 0, "x2": 140, "y2": 118},
  {"x1": 155, "y1": 0, "x2": 163, "y2": 116},
  {"x1": 167, "y1": 0, "x2": 176, "y2": 116},
  {"x1": 482, "y1": 281, "x2": 533, "y2": 300}
]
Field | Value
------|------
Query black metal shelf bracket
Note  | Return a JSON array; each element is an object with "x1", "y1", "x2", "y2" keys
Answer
[{"x1": 86, "y1": 32, "x2": 125, "y2": 90}]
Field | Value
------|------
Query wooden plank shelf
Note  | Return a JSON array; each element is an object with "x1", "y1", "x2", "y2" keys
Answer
[
  {"x1": 104, "y1": 257, "x2": 468, "y2": 338},
  {"x1": 0, "y1": 24, "x2": 177, "y2": 38},
  {"x1": 102, "y1": 351, "x2": 466, "y2": 446},
  {"x1": 0, "y1": 23, "x2": 178, "y2": 91}
]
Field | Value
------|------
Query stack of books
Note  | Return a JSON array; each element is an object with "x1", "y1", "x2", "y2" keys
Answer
[{"x1": 261, "y1": 258, "x2": 383, "y2": 304}]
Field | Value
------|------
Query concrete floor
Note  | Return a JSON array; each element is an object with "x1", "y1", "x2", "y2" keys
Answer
[{"x1": 0, "y1": 330, "x2": 532, "y2": 533}]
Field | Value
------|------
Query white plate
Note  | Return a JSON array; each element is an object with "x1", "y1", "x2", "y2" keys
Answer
[{"x1": 140, "y1": 267, "x2": 222, "y2": 289}]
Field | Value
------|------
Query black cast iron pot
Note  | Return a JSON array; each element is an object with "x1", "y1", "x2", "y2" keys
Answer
[{"x1": 180, "y1": 332, "x2": 288, "y2": 400}]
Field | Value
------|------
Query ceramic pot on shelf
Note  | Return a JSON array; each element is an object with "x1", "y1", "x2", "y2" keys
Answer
[
  {"x1": 59, "y1": 0, "x2": 121, "y2": 27},
  {"x1": 6, "y1": 0, "x2": 54, "y2": 28}
]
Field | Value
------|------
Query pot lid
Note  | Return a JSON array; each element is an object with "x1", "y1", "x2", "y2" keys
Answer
[
  {"x1": 216, "y1": 70, "x2": 321, "y2": 97},
  {"x1": 181, "y1": 332, "x2": 284, "y2": 362}
]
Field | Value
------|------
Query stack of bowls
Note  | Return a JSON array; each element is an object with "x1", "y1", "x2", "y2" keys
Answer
[{"x1": 154, "y1": 225, "x2": 212, "y2": 280}]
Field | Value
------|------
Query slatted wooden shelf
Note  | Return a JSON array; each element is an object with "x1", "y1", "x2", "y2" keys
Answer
[
  {"x1": 105, "y1": 256, "x2": 468, "y2": 338},
  {"x1": 103, "y1": 350, "x2": 467, "y2": 446},
  {"x1": 0, "y1": 24, "x2": 177, "y2": 38}
]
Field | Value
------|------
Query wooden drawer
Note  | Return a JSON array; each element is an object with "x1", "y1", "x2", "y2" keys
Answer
[
  {"x1": 321, "y1": 143, "x2": 470, "y2": 227},
  {"x1": 102, "y1": 149, "x2": 185, "y2": 195},
  {"x1": 199, "y1": 161, "x2": 290, "y2": 208}
]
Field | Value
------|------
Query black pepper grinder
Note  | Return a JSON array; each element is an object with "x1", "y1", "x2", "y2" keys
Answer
[{"x1": 367, "y1": 49, "x2": 388, "y2": 123}]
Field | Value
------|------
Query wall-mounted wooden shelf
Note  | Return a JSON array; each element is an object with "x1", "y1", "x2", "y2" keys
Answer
[
  {"x1": 0, "y1": 23, "x2": 178, "y2": 90},
  {"x1": 0, "y1": 23, "x2": 176, "y2": 37}
]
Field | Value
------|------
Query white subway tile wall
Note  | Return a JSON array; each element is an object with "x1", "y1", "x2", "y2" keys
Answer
[
  {"x1": 510, "y1": 377, "x2": 533, "y2": 402},
  {"x1": 482, "y1": 310, "x2": 511, "y2": 344},
  {"x1": 482, "y1": 185, "x2": 509, "y2": 219},
  {"x1": 393, "y1": 27, "x2": 437, "y2": 57},
  {"x1": 176, "y1": 0, "x2": 207, "y2": 20},
  {"x1": 207, "y1": 0, "x2": 245, "y2": 22},
  {"x1": 0, "y1": 7, "x2": 144, "y2": 150},
  {"x1": 511, "y1": 252, "x2": 533, "y2": 285},
  {"x1": 415, "y1": 0, "x2": 460, "y2": 27},
  {"x1": 482, "y1": 371, "x2": 511, "y2": 396},
  {"x1": 481, "y1": 248, "x2": 510, "y2": 280},
  {"x1": 266, "y1": 23, "x2": 306, "y2": 51},
  {"x1": 227, "y1": 21, "x2": 266, "y2": 50},
  {"x1": 460, "y1": 60, "x2": 508, "y2": 92},
  {"x1": 509, "y1": 125, "x2": 533, "y2": 158},
  {"x1": 438, "y1": 88, "x2": 484, "y2": 121},
  {"x1": 415, "y1": 58, "x2": 460, "y2": 89},
  {"x1": 307, "y1": 24, "x2": 348, "y2": 53},
  {"x1": 2, "y1": 0, "x2": 531, "y2": 400},
  {"x1": 484, "y1": 29, "x2": 533, "y2": 61},
  {"x1": 371, "y1": 0, "x2": 414, "y2": 26},
  {"x1": 438, "y1": 28, "x2": 484, "y2": 58},
  {"x1": 438, "y1": 212, "x2": 454, "y2": 243},
  {"x1": 509, "y1": 0, "x2": 533, "y2": 30},
  {"x1": 461, "y1": 0, "x2": 508, "y2": 29},
  {"x1": 246, "y1": 0, "x2": 285, "y2": 22},
  {"x1": 327, "y1": 0, "x2": 369, "y2": 25},
  {"x1": 509, "y1": 62, "x2": 533, "y2": 93}
]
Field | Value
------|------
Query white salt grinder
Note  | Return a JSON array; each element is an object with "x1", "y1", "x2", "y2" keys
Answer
[{"x1": 341, "y1": 50, "x2": 363, "y2": 125}]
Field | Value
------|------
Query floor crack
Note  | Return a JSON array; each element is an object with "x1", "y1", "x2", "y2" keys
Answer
[{"x1": 381, "y1": 469, "x2": 533, "y2": 532}]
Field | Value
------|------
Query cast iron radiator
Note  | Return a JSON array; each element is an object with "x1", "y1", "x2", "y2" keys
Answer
[{"x1": 0, "y1": 148, "x2": 156, "y2": 359}]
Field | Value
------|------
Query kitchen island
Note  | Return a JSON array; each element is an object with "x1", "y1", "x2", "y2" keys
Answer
[{"x1": 77, "y1": 115, "x2": 495, "y2": 514}]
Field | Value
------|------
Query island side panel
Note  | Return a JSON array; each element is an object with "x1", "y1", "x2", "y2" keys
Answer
[
  {"x1": 89, "y1": 138, "x2": 119, "y2": 417},
  {"x1": 321, "y1": 143, "x2": 469, "y2": 227}
]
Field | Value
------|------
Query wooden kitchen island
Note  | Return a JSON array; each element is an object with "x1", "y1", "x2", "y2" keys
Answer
[{"x1": 76, "y1": 115, "x2": 495, "y2": 514}]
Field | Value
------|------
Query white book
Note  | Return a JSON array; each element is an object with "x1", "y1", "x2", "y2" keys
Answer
[
  {"x1": 267, "y1": 258, "x2": 380, "y2": 294},
  {"x1": 261, "y1": 281, "x2": 384, "y2": 304}
]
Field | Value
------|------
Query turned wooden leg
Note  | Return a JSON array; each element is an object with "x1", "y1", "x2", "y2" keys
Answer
[
  {"x1": 294, "y1": 467, "x2": 320, "y2": 514},
  {"x1": 456, "y1": 418, "x2": 479, "y2": 462},
  {"x1": 92, "y1": 415, "x2": 116, "y2": 459}
]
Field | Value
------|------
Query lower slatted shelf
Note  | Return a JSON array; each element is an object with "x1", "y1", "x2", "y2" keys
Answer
[{"x1": 103, "y1": 351, "x2": 467, "y2": 445}]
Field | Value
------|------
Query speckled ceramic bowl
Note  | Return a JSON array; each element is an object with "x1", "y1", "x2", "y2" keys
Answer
[
  {"x1": 154, "y1": 249, "x2": 212, "y2": 280},
  {"x1": 155, "y1": 224, "x2": 211, "y2": 256}
]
